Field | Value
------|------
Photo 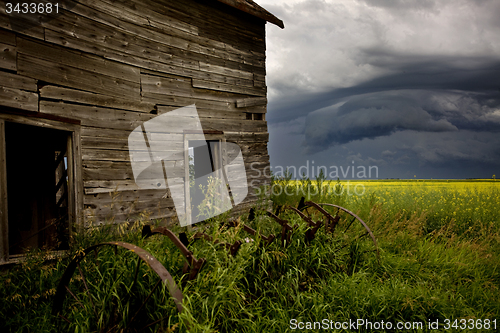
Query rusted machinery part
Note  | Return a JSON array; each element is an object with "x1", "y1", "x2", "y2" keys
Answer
[
  {"x1": 287, "y1": 206, "x2": 321, "y2": 228},
  {"x1": 241, "y1": 223, "x2": 276, "y2": 246},
  {"x1": 148, "y1": 226, "x2": 206, "y2": 281},
  {"x1": 52, "y1": 241, "x2": 184, "y2": 318},
  {"x1": 297, "y1": 196, "x2": 307, "y2": 211},
  {"x1": 193, "y1": 232, "x2": 242, "y2": 257},
  {"x1": 286, "y1": 206, "x2": 323, "y2": 242},
  {"x1": 224, "y1": 219, "x2": 276, "y2": 246},
  {"x1": 266, "y1": 211, "x2": 298, "y2": 246},
  {"x1": 312, "y1": 202, "x2": 380, "y2": 262},
  {"x1": 303, "y1": 201, "x2": 341, "y2": 232}
]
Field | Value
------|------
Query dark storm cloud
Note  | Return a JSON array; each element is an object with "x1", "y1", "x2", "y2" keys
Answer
[
  {"x1": 267, "y1": 55, "x2": 500, "y2": 124},
  {"x1": 259, "y1": 0, "x2": 500, "y2": 177},
  {"x1": 266, "y1": 53, "x2": 500, "y2": 154},
  {"x1": 302, "y1": 91, "x2": 459, "y2": 154}
]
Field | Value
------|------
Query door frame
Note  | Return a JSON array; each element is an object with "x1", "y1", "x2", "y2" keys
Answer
[{"x1": 0, "y1": 110, "x2": 82, "y2": 264}]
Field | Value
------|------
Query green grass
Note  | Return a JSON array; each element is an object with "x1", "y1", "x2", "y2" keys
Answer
[{"x1": 1, "y1": 179, "x2": 499, "y2": 332}]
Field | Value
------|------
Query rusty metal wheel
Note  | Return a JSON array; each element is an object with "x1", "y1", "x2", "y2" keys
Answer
[
  {"x1": 307, "y1": 201, "x2": 380, "y2": 265},
  {"x1": 53, "y1": 242, "x2": 183, "y2": 332},
  {"x1": 278, "y1": 198, "x2": 379, "y2": 271}
]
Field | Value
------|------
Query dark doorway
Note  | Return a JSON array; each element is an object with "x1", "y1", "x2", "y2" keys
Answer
[{"x1": 5, "y1": 122, "x2": 70, "y2": 255}]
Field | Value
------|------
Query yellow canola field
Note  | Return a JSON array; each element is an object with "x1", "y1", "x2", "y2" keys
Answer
[
  {"x1": 366, "y1": 181, "x2": 498, "y2": 227},
  {"x1": 282, "y1": 179, "x2": 500, "y2": 227}
]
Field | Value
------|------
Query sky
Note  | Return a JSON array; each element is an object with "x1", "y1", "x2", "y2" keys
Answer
[{"x1": 258, "y1": 0, "x2": 500, "y2": 179}]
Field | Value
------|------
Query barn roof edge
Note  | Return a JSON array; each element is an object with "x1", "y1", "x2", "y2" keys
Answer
[{"x1": 215, "y1": 0, "x2": 284, "y2": 29}]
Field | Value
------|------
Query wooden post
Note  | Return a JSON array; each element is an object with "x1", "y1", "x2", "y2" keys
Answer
[
  {"x1": 184, "y1": 134, "x2": 192, "y2": 228},
  {"x1": 0, "y1": 120, "x2": 8, "y2": 263}
]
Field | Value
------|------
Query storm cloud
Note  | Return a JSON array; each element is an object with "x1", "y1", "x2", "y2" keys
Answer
[
  {"x1": 259, "y1": 0, "x2": 500, "y2": 178},
  {"x1": 303, "y1": 91, "x2": 459, "y2": 154}
]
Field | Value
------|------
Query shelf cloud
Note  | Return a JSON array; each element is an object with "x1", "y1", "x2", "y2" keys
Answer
[{"x1": 260, "y1": 0, "x2": 500, "y2": 178}]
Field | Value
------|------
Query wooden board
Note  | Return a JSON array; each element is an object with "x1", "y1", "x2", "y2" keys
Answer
[
  {"x1": 83, "y1": 179, "x2": 184, "y2": 194},
  {"x1": 0, "y1": 86, "x2": 38, "y2": 112},
  {"x1": 192, "y1": 79, "x2": 266, "y2": 97},
  {"x1": 39, "y1": 100, "x2": 153, "y2": 131},
  {"x1": 199, "y1": 62, "x2": 253, "y2": 80},
  {"x1": 83, "y1": 134, "x2": 181, "y2": 149},
  {"x1": 0, "y1": 10, "x2": 44, "y2": 40},
  {"x1": 96, "y1": 0, "x2": 199, "y2": 36},
  {"x1": 0, "y1": 110, "x2": 81, "y2": 129},
  {"x1": 17, "y1": 37, "x2": 141, "y2": 82},
  {"x1": 0, "y1": 71, "x2": 37, "y2": 92},
  {"x1": 76, "y1": 0, "x2": 197, "y2": 36},
  {"x1": 85, "y1": 195, "x2": 175, "y2": 213},
  {"x1": 225, "y1": 132, "x2": 269, "y2": 142},
  {"x1": 156, "y1": 106, "x2": 247, "y2": 120},
  {"x1": 39, "y1": 86, "x2": 156, "y2": 113},
  {"x1": 236, "y1": 97, "x2": 267, "y2": 108},
  {"x1": 82, "y1": 160, "x2": 185, "y2": 171},
  {"x1": 18, "y1": 54, "x2": 141, "y2": 99},
  {"x1": 84, "y1": 206, "x2": 177, "y2": 225},
  {"x1": 84, "y1": 188, "x2": 173, "y2": 205},
  {"x1": 142, "y1": 79, "x2": 236, "y2": 103},
  {"x1": 81, "y1": 127, "x2": 136, "y2": 139},
  {"x1": 0, "y1": 43, "x2": 16, "y2": 71},
  {"x1": 83, "y1": 165, "x2": 185, "y2": 182},
  {"x1": 81, "y1": 148, "x2": 184, "y2": 163},
  {"x1": 0, "y1": 29, "x2": 16, "y2": 46},
  {"x1": 199, "y1": 118, "x2": 268, "y2": 133}
]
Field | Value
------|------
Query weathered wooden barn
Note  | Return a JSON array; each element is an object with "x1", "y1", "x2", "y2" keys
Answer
[{"x1": 0, "y1": 0, "x2": 283, "y2": 263}]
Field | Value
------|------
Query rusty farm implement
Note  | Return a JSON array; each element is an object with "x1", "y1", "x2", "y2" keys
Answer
[{"x1": 52, "y1": 198, "x2": 379, "y2": 331}]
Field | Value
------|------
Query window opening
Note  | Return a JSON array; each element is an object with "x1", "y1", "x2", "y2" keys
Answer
[{"x1": 188, "y1": 139, "x2": 226, "y2": 221}]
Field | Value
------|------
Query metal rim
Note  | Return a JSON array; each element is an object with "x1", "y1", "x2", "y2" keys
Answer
[
  {"x1": 313, "y1": 202, "x2": 380, "y2": 262},
  {"x1": 53, "y1": 241, "x2": 184, "y2": 331}
]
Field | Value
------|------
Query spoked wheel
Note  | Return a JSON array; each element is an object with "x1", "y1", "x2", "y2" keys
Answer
[
  {"x1": 53, "y1": 242, "x2": 183, "y2": 332},
  {"x1": 304, "y1": 202, "x2": 380, "y2": 265},
  {"x1": 280, "y1": 198, "x2": 379, "y2": 272}
]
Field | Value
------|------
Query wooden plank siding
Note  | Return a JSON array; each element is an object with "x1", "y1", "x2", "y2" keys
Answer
[{"x1": 0, "y1": 0, "x2": 276, "y2": 228}]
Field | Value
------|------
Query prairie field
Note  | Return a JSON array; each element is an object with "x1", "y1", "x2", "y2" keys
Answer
[
  {"x1": 1, "y1": 179, "x2": 499, "y2": 332},
  {"x1": 277, "y1": 179, "x2": 500, "y2": 236}
]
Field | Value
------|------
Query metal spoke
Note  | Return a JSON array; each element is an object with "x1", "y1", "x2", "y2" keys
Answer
[
  {"x1": 65, "y1": 285, "x2": 84, "y2": 309},
  {"x1": 128, "y1": 278, "x2": 163, "y2": 327},
  {"x1": 130, "y1": 256, "x2": 142, "y2": 292},
  {"x1": 57, "y1": 313, "x2": 71, "y2": 324},
  {"x1": 139, "y1": 315, "x2": 171, "y2": 332},
  {"x1": 77, "y1": 263, "x2": 97, "y2": 316},
  {"x1": 343, "y1": 216, "x2": 357, "y2": 234}
]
